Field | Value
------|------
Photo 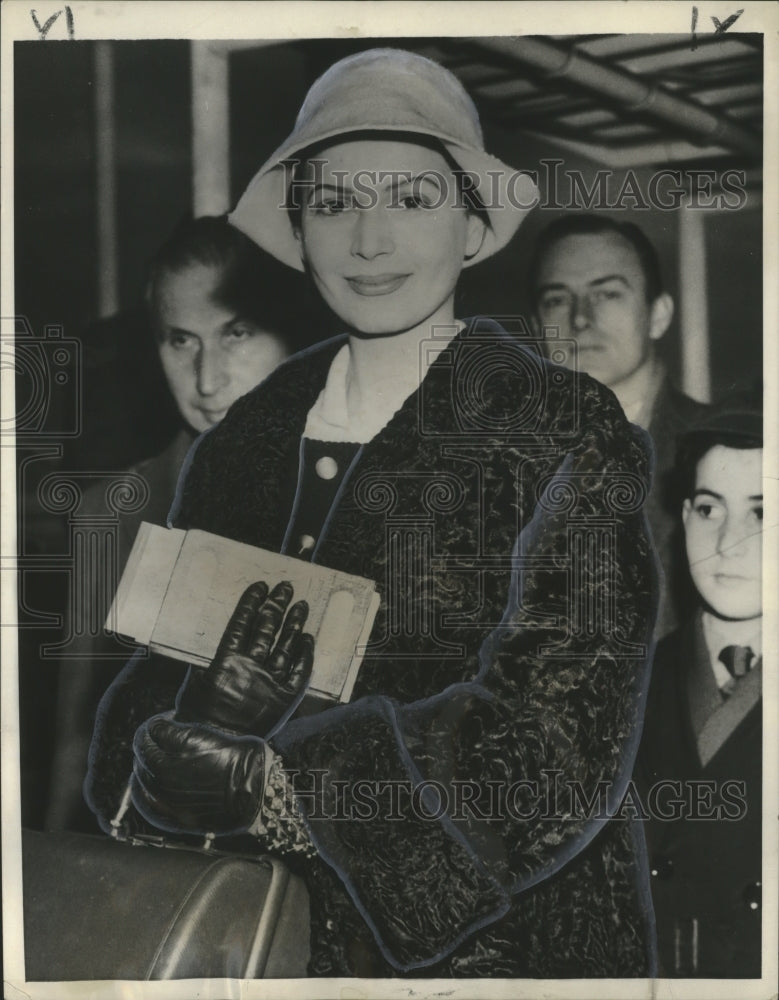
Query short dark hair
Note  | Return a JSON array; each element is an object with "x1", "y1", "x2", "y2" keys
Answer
[
  {"x1": 145, "y1": 215, "x2": 306, "y2": 344},
  {"x1": 529, "y1": 214, "x2": 664, "y2": 306},
  {"x1": 673, "y1": 391, "x2": 763, "y2": 504},
  {"x1": 677, "y1": 432, "x2": 762, "y2": 505}
]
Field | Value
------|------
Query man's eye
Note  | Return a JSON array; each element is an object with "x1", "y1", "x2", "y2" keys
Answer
[
  {"x1": 540, "y1": 294, "x2": 569, "y2": 311},
  {"x1": 592, "y1": 288, "x2": 623, "y2": 303},
  {"x1": 752, "y1": 506, "x2": 763, "y2": 523}
]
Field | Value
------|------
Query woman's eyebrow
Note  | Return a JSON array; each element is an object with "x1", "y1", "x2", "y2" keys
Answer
[
  {"x1": 310, "y1": 181, "x2": 349, "y2": 197},
  {"x1": 312, "y1": 172, "x2": 445, "y2": 195},
  {"x1": 693, "y1": 488, "x2": 763, "y2": 503}
]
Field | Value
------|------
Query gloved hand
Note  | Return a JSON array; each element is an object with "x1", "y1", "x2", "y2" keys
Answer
[
  {"x1": 130, "y1": 713, "x2": 266, "y2": 835},
  {"x1": 176, "y1": 580, "x2": 314, "y2": 738}
]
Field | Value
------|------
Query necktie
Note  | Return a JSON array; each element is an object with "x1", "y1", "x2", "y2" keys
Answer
[{"x1": 718, "y1": 645, "x2": 756, "y2": 680}]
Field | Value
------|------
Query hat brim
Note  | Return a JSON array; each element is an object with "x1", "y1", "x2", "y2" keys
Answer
[{"x1": 229, "y1": 126, "x2": 539, "y2": 272}]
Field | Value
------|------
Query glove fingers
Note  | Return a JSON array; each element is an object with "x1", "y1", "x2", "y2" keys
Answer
[
  {"x1": 216, "y1": 581, "x2": 269, "y2": 658},
  {"x1": 287, "y1": 632, "x2": 315, "y2": 693},
  {"x1": 247, "y1": 581, "x2": 294, "y2": 660},
  {"x1": 266, "y1": 600, "x2": 309, "y2": 681}
]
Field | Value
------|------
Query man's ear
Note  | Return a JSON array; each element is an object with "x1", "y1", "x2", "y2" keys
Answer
[
  {"x1": 681, "y1": 497, "x2": 692, "y2": 527},
  {"x1": 649, "y1": 292, "x2": 674, "y2": 341},
  {"x1": 464, "y1": 214, "x2": 487, "y2": 261}
]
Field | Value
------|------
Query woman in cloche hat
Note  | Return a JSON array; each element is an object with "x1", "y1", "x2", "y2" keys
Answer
[{"x1": 88, "y1": 48, "x2": 658, "y2": 977}]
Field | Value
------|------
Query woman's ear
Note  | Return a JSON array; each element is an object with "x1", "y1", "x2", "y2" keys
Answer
[
  {"x1": 464, "y1": 214, "x2": 487, "y2": 262},
  {"x1": 682, "y1": 497, "x2": 692, "y2": 527}
]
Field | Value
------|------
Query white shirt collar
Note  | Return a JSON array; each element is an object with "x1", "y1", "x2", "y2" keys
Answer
[{"x1": 304, "y1": 325, "x2": 461, "y2": 444}]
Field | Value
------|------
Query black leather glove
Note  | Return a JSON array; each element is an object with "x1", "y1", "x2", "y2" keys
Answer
[
  {"x1": 176, "y1": 580, "x2": 314, "y2": 738},
  {"x1": 130, "y1": 714, "x2": 266, "y2": 835}
]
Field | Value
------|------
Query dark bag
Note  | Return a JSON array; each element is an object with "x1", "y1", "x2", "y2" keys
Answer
[{"x1": 22, "y1": 829, "x2": 310, "y2": 981}]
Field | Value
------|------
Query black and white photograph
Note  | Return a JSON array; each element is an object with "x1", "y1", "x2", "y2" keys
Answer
[{"x1": 2, "y1": 2, "x2": 777, "y2": 996}]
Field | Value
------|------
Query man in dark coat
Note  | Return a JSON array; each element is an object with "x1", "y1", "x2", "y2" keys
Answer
[
  {"x1": 637, "y1": 398, "x2": 763, "y2": 976},
  {"x1": 529, "y1": 215, "x2": 710, "y2": 637}
]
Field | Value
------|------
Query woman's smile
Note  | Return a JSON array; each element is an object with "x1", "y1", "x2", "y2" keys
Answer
[{"x1": 345, "y1": 273, "x2": 410, "y2": 295}]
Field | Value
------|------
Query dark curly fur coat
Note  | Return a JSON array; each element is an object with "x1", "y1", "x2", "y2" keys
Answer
[{"x1": 87, "y1": 319, "x2": 658, "y2": 977}]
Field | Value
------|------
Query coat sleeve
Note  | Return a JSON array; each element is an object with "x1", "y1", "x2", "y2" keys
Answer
[{"x1": 270, "y1": 408, "x2": 659, "y2": 971}]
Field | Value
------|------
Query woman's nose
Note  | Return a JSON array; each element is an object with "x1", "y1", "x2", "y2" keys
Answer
[
  {"x1": 350, "y1": 206, "x2": 394, "y2": 260},
  {"x1": 717, "y1": 516, "x2": 750, "y2": 558},
  {"x1": 195, "y1": 345, "x2": 229, "y2": 396}
]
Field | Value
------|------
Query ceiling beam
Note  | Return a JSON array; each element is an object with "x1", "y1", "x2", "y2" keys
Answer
[{"x1": 473, "y1": 36, "x2": 762, "y2": 157}]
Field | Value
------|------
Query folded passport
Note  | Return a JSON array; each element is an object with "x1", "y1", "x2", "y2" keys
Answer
[{"x1": 107, "y1": 523, "x2": 379, "y2": 704}]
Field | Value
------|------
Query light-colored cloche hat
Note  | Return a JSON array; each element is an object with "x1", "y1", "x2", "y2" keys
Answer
[{"x1": 229, "y1": 47, "x2": 539, "y2": 270}]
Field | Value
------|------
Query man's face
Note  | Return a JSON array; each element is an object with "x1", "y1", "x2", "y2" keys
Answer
[
  {"x1": 533, "y1": 232, "x2": 671, "y2": 390},
  {"x1": 155, "y1": 263, "x2": 289, "y2": 433},
  {"x1": 683, "y1": 445, "x2": 763, "y2": 621}
]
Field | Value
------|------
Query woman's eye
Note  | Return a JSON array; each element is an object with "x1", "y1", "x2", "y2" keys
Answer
[
  {"x1": 226, "y1": 325, "x2": 253, "y2": 342},
  {"x1": 752, "y1": 505, "x2": 763, "y2": 523},
  {"x1": 164, "y1": 332, "x2": 195, "y2": 350},
  {"x1": 693, "y1": 502, "x2": 724, "y2": 522},
  {"x1": 311, "y1": 198, "x2": 349, "y2": 216},
  {"x1": 398, "y1": 193, "x2": 432, "y2": 210}
]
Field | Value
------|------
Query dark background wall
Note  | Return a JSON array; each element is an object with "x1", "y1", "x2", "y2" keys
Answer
[{"x1": 13, "y1": 37, "x2": 762, "y2": 828}]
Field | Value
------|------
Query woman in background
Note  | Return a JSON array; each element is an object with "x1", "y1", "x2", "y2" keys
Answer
[{"x1": 47, "y1": 217, "x2": 302, "y2": 832}]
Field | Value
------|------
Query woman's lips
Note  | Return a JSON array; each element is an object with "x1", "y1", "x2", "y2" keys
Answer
[
  {"x1": 197, "y1": 407, "x2": 228, "y2": 424},
  {"x1": 713, "y1": 572, "x2": 753, "y2": 586},
  {"x1": 345, "y1": 273, "x2": 409, "y2": 296}
]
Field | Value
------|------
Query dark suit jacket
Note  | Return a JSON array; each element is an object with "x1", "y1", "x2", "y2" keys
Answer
[
  {"x1": 637, "y1": 613, "x2": 762, "y2": 977},
  {"x1": 646, "y1": 381, "x2": 711, "y2": 638}
]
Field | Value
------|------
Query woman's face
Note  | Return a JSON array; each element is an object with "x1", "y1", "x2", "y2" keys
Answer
[
  {"x1": 296, "y1": 139, "x2": 485, "y2": 336},
  {"x1": 155, "y1": 263, "x2": 289, "y2": 433}
]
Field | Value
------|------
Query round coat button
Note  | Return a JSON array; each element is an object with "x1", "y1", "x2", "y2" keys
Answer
[
  {"x1": 298, "y1": 534, "x2": 316, "y2": 554},
  {"x1": 315, "y1": 456, "x2": 339, "y2": 480},
  {"x1": 650, "y1": 855, "x2": 674, "y2": 880},
  {"x1": 743, "y1": 882, "x2": 761, "y2": 911}
]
